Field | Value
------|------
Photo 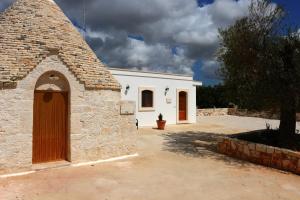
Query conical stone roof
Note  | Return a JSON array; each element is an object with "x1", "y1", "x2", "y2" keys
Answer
[{"x1": 0, "y1": 0, "x2": 121, "y2": 90}]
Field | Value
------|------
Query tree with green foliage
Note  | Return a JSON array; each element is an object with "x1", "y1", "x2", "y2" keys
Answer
[
  {"x1": 218, "y1": 0, "x2": 300, "y2": 147},
  {"x1": 196, "y1": 85, "x2": 230, "y2": 108}
]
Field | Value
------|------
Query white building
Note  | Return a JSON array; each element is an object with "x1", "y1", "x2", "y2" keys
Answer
[{"x1": 109, "y1": 68, "x2": 202, "y2": 127}]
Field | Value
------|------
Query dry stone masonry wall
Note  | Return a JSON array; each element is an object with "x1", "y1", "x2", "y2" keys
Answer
[
  {"x1": 0, "y1": 55, "x2": 137, "y2": 174},
  {"x1": 218, "y1": 137, "x2": 300, "y2": 175},
  {"x1": 197, "y1": 108, "x2": 229, "y2": 116},
  {"x1": 0, "y1": 0, "x2": 137, "y2": 174}
]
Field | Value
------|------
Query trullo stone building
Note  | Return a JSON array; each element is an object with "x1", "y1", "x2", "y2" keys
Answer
[{"x1": 0, "y1": 0, "x2": 137, "y2": 173}]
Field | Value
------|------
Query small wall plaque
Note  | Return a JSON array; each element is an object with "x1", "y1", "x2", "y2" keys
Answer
[
  {"x1": 120, "y1": 101, "x2": 136, "y2": 115},
  {"x1": 166, "y1": 98, "x2": 172, "y2": 104}
]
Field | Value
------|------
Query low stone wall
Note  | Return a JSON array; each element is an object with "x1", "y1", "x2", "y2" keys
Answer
[
  {"x1": 229, "y1": 108, "x2": 300, "y2": 121},
  {"x1": 218, "y1": 137, "x2": 300, "y2": 175},
  {"x1": 197, "y1": 108, "x2": 228, "y2": 116},
  {"x1": 228, "y1": 108, "x2": 280, "y2": 119}
]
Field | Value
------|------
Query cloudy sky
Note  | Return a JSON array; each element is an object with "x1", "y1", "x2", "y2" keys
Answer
[{"x1": 0, "y1": 0, "x2": 299, "y2": 85}]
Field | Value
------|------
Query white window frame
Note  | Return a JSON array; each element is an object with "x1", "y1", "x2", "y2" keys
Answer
[{"x1": 139, "y1": 87, "x2": 155, "y2": 112}]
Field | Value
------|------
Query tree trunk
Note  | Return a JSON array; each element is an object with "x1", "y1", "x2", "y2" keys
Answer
[{"x1": 278, "y1": 92, "x2": 297, "y2": 148}]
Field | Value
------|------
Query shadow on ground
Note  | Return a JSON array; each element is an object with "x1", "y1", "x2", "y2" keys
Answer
[{"x1": 162, "y1": 131, "x2": 251, "y2": 167}]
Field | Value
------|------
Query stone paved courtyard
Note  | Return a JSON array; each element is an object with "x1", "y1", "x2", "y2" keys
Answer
[{"x1": 1, "y1": 116, "x2": 300, "y2": 200}]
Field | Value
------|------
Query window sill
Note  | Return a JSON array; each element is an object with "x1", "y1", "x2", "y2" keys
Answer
[{"x1": 139, "y1": 108, "x2": 155, "y2": 112}]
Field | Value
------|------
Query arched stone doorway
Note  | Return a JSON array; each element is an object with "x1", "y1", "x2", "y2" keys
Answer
[{"x1": 32, "y1": 71, "x2": 70, "y2": 164}]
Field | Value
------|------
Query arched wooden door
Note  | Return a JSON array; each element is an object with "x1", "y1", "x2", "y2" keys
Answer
[
  {"x1": 179, "y1": 91, "x2": 187, "y2": 121},
  {"x1": 32, "y1": 91, "x2": 68, "y2": 164}
]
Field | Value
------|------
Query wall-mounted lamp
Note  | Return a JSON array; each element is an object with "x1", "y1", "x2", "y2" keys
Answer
[
  {"x1": 125, "y1": 84, "x2": 130, "y2": 95},
  {"x1": 165, "y1": 86, "x2": 170, "y2": 96}
]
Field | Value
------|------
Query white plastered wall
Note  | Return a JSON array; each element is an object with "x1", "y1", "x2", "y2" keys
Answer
[{"x1": 110, "y1": 69, "x2": 199, "y2": 127}]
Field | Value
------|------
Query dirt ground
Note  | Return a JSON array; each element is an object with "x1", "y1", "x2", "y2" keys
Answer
[{"x1": 0, "y1": 116, "x2": 300, "y2": 200}]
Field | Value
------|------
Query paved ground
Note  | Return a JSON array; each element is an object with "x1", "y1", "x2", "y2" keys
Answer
[{"x1": 1, "y1": 116, "x2": 300, "y2": 200}]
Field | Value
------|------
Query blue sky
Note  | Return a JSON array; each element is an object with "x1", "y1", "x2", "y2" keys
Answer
[
  {"x1": 273, "y1": 0, "x2": 300, "y2": 27},
  {"x1": 0, "y1": 0, "x2": 299, "y2": 86}
]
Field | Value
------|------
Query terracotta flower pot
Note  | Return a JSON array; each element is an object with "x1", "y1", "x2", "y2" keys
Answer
[{"x1": 156, "y1": 120, "x2": 166, "y2": 130}]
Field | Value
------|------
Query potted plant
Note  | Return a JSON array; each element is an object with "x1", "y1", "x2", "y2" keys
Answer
[{"x1": 156, "y1": 113, "x2": 166, "y2": 130}]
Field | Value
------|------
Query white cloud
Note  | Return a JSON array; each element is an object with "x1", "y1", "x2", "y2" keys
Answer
[
  {"x1": 88, "y1": 30, "x2": 194, "y2": 74},
  {"x1": 82, "y1": 0, "x2": 251, "y2": 79},
  {"x1": 0, "y1": 0, "x2": 252, "y2": 81},
  {"x1": 208, "y1": 0, "x2": 250, "y2": 26}
]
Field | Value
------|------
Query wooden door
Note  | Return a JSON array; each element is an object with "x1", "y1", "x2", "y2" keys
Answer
[
  {"x1": 33, "y1": 91, "x2": 68, "y2": 164},
  {"x1": 179, "y1": 91, "x2": 187, "y2": 121}
]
